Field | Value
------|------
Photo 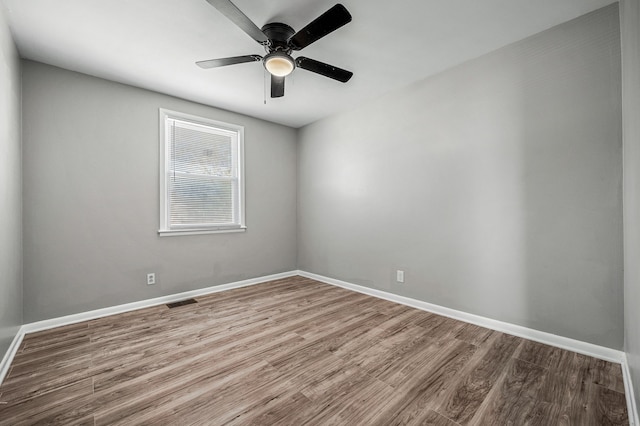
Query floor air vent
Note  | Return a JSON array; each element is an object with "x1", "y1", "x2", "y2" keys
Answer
[{"x1": 166, "y1": 299, "x2": 198, "y2": 308}]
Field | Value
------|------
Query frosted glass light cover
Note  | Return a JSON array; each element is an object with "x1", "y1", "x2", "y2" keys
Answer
[{"x1": 264, "y1": 54, "x2": 294, "y2": 77}]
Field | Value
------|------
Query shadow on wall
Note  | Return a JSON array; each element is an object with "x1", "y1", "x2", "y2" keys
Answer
[{"x1": 517, "y1": 6, "x2": 623, "y2": 348}]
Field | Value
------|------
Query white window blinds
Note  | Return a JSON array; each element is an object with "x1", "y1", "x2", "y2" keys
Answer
[{"x1": 159, "y1": 110, "x2": 245, "y2": 235}]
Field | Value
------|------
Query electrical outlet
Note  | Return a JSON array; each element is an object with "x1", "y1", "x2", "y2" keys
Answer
[
  {"x1": 396, "y1": 270, "x2": 404, "y2": 283},
  {"x1": 147, "y1": 273, "x2": 156, "y2": 285}
]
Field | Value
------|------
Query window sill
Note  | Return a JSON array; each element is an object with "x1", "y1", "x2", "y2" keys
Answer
[{"x1": 158, "y1": 226, "x2": 247, "y2": 237}]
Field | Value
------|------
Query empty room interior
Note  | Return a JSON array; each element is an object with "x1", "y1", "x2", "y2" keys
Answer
[{"x1": 1, "y1": 0, "x2": 640, "y2": 424}]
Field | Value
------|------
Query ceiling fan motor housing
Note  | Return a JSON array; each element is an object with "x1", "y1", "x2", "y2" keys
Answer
[{"x1": 261, "y1": 22, "x2": 295, "y2": 52}]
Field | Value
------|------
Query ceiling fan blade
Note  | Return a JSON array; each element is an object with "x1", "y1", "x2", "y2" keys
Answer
[
  {"x1": 205, "y1": 0, "x2": 268, "y2": 44},
  {"x1": 295, "y1": 57, "x2": 353, "y2": 83},
  {"x1": 288, "y1": 4, "x2": 352, "y2": 50},
  {"x1": 196, "y1": 55, "x2": 262, "y2": 69},
  {"x1": 271, "y1": 75, "x2": 285, "y2": 98}
]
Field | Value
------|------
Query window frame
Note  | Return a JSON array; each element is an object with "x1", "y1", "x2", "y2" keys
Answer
[{"x1": 158, "y1": 108, "x2": 246, "y2": 237}]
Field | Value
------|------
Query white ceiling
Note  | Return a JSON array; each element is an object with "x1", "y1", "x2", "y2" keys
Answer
[{"x1": 2, "y1": 0, "x2": 617, "y2": 128}]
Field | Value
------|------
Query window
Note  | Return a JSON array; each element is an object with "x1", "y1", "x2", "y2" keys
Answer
[{"x1": 159, "y1": 109, "x2": 245, "y2": 236}]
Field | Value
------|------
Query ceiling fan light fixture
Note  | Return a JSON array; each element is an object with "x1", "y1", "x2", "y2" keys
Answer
[{"x1": 264, "y1": 52, "x2": 295, "y2": 77}]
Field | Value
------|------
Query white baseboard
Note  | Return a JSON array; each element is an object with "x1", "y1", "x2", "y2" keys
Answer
[
  {"x1": 0, "y1": 327, "x2": 25, "y2": 386},
  {"x1": 2, "y1": 268, "x2": 638, "y2": 424},
  {"x1": 0, "y1": 270, "x2": 298, "y2": 386},
  {"x1": 623, "y1": 354, "x2": 640, "y2": 426},
  {"x1": 298, "y1": 270, "x2": 640, "y2": 423},
  {"x1": 298, "y1": 271, "x2": 640, "y2": 426},
  {"x1": 22, "y1": 270, "x2": 298, "y2": 334},
  {"x1": 297, "y1": 270, "x2": 625, "y2": 363}
]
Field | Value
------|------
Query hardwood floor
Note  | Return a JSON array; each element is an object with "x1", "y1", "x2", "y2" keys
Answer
[{"x1": 0, "y1": 276, "x2": 629, "y2": 425}]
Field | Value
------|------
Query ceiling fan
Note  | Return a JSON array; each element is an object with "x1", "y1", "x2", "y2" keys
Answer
[{"x1": 197, "y1": 0, "x2": 354, "y2": 98}]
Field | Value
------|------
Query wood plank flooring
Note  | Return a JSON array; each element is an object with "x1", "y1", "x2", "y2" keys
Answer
[{"x1": 0, "y1": 276, "x2": 629, "y2": 425}]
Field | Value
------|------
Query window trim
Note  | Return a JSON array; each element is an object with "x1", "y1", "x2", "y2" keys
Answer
[{"x1": 158, "y1": 108, "x2": 246, "y2": 237}]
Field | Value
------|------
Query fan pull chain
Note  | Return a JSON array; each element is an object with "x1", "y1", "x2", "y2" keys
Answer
[{"x1": 263, "y1": 69, "x2": 267, "y2": 105}]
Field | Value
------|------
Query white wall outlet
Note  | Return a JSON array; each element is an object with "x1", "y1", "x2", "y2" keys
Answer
[
  {"x1": 147, "y1": 273, "x2": 156, "y2": 285},
  {"x1": 396, "y1": 270, "x2": 405, "y2": 283}
]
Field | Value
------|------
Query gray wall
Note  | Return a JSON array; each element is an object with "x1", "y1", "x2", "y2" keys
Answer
[
  {"x1": 22, "y1": 61, "x2": 297, "y2": 322},
  {"x1": 622, "y1": 0, "x2": 640, "y2": 413},
  {"x1": 298, "y1": 4, "x2": 623, "y2": 349},
  {"x1": 0, "y1": 5, "x2": 22, "y2": 357}
]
